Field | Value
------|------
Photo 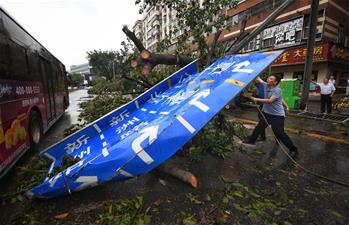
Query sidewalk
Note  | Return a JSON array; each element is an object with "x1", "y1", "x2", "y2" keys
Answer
[
  {"x1": 306, "y1": 93, "x2": 348, "y2": 114},
  {"x1": 225, "y1": 105, "x2": 349, "y2": 141}
]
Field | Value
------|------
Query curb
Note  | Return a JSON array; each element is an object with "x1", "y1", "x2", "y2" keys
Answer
[{"x1": 231, "y1": 117, "x2": 349, "y2": 145}]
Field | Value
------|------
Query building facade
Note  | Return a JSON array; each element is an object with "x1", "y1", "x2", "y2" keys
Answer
[
  {"x1": 220, "y1": 0, "x2": 349, "y2": 90},
  {"x1": 70, "y1": 63, "x2": 90, "y2": 75},
  {"x1": 133, "y1": 5, "x2": 182, "y2": 53}
]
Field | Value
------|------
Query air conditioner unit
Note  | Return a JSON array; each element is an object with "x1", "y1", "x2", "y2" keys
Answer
[{"x1": 345, "y1": 36, "x2": 349, "y2": 47}]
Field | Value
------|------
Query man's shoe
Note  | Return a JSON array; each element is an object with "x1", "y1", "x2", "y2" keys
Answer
[
  {"x1": 242, "y1": 139, "x2": 256, "y2": 146},
  {"x1": 289, "y1": 151, "x2": 299, "y2": 160}
]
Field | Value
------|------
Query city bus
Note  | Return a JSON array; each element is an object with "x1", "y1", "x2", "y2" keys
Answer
[{"x1": 0, "y1": 7, "x2": 69, "y2": 178}]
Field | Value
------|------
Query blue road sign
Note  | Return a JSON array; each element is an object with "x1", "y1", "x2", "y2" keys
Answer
[{"x1": 27, "y1": 50, "x2": 283, "y2": 198}]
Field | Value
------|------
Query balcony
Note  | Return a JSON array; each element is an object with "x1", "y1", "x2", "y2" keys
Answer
[
  {"x1": 148, "y1": 10, "x2": 160, "y2": 22},
  {"x1": 152, "y1": 20, "x2": 160, "y2": 27}
]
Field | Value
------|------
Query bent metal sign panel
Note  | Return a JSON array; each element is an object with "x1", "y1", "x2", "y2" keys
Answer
[{"x1": 28, "y1": 51, "x2": 283, "y2": 198}]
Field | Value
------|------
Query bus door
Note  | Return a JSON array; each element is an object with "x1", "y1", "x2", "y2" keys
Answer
[{"x1": 39, "y1": 58, "x2": 56, "y2": 122}]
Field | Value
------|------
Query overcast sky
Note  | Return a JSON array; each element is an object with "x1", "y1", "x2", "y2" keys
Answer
[{"x1": 1, "y1": 0, "x2": 141, "y2": 70}]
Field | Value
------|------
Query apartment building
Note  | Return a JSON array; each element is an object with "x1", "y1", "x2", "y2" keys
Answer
[
  {"x1": 221, "y1": 0, "x2": 349, "y2": 89},
  {"x1": 133, "y1": 5, "x2": 183, "y2": 53},
  {"x1": 70, "y1": 63, "x2": 90, "y2": 75}
]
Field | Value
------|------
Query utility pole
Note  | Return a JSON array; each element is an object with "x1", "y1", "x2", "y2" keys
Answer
[{"x1": 299, "y1": 0, "x2": 320, "y2": 110}]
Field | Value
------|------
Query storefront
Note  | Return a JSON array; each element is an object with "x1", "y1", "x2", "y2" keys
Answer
[
  {"x1": 270, "y1": 43, "x2": 349, "y2": 92},
  {"x1": 270, "y1": 43, "x2": 330, "y2": 82},
  {"x1": 328, "y1": 45, "x2": 349, "y2": 89}
]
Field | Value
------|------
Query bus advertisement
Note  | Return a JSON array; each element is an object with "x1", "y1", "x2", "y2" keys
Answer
[{"x1": 0, "y1": 7, "x2": 69, "y2": 178}]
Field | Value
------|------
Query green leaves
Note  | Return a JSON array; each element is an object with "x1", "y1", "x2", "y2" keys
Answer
[
  {"x1": 87, "y1": 50, "x2": 118, "y2": 81},
  {"x1": 96, "y1": 196, "x2": 153, "y2": 225},
  {"x1": 222, "y1": 182, "x2": 293, "y2": 224},
  {"x1": 186, "y1": 193, "x2": 203, "y2": 205},
  {"x1": 78, "y1": 95, "x2": 129, "y2": 124},
  {"x1": 184, "y1": 112, "x2": 247, "y2": 160}
]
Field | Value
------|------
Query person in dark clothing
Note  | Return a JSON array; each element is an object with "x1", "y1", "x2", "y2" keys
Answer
[
  {"x1": 243, "y1": 76, "x2": 298, "y2": 159},
  {"x1": 255, "y1": 82, "x2": 266, "y2": 141}
]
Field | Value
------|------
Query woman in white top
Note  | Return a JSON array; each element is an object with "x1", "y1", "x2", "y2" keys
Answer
[{"x1": 329, "y1": 75, "x2": 336, "y2": 86}]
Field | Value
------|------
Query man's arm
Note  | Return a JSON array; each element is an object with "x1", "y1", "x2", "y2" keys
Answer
[
  {"x1": 331, "y1": 84, "x2": 336, "y2": 97},
  {"x1": 282, "y1": 99, "x2": 289, "y2": 110},
  {"x1": 255, "y1": 76, "x2": 264, "y2": 84},
  {"x1": 251, "y1": 96, "x2": 276, "y2": 104},
  {"x1": 251, "y1": 88, "x2": 281, "y2": 104}
]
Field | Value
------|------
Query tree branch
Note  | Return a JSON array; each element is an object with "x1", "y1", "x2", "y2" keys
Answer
[
  {"x1": 226, "y1": 14, "x2": 248, "y2": 54},
  {"x1": 121, "y1": 75, "x2": 152, "y2": 88},
  {"x1": 122, "y1": 26, "x2": 194, "y2": 76},
  {"x1": 206, "y1": 30, "x2": 222, "y2": 67},
  {"x1": 138, "y1": 75, "x2": 153, "y2": 87},
  {"x1": 122, "y1": 26, "x2": 146, "y2": 52}
]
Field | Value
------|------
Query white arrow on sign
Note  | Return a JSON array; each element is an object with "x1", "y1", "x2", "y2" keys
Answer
[
  {"x1": 131, "y1": 125, "x2": 159, "y2": 165},
  {"x1": 74, "y1": 176, "x2": 98, "y2": 191},
  {"x1": 189, "y1": 89, "x2": 210, "y2": 112},
  {"x1": 231, "y1": 61, "x2": 254, "y2": 73}
]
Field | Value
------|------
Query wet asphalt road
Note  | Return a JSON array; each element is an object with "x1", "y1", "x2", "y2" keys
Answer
[
  {"x1": 0, "y1": 89, "x2": 89, "y2": 223},
  {"x1": 38, "y1": 88, "x2": 90, "y2": 150},
  {"x1": 0, "y1": 91, "x2": 348, "y2": 224}
]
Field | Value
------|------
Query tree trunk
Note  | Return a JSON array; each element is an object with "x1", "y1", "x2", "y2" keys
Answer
[
  {"x1": 158, "y1": 162, "x2": 198, "y2": 188},
  {"x1": 122, "y1": 26, "x2": 194, "y2": 76},
  {"x1": 206, "y1": 30, "x2": 222, "y2": 67},
  {"x1": 122, "y1": 26, "x2": 146, "y2": 52}
]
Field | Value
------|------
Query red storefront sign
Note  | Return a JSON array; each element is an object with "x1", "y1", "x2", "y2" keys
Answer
[
  {"x1": 272, "y1": 43, "x2": 330, "y2": 66},
  {"x1": 329, "y1": 45, "x2": 349, "y2": 62}
]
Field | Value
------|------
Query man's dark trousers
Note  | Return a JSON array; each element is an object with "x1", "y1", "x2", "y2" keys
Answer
[
  {"x1": 249, "y1": 112, "x2": 297, "y2": 152},
  {"x1": 320, "y1": 94, "x2": 332, "y2": 113},
  {"x1": 257, "y1": 104, "x2": 266, "y2": 140}
]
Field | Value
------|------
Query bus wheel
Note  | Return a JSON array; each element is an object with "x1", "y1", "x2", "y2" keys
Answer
[{"x1": 29, "y1": 111, "x2": 43, "y2": 147}]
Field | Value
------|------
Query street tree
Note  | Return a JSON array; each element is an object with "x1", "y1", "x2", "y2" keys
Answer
[
  {"x1": 67, "y1": 73, "x2": 84, "y2": 87},
  {"x1": 86, "y1": 49, "x2": 117, "y2": 81}
]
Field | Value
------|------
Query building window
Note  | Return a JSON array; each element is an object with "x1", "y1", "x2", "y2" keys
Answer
[
  {"x1": 242, "y1": 35, "x2": 260, "y2": 52},
  {"x1": 262, "y1": 37, "x2": 274, "y2": 48},
  {"x1": 302, "y1": 15, "x2": 310, "y2": 39},
  {"x1": 338, "y1": 24, "x2": 345, "y2": 45},
  {"x1": 302, "y1": 12, "x2": 323, "y2": 40},
  {"x1": 226, "y1": 15, "x2": 238, "y2": 27}
]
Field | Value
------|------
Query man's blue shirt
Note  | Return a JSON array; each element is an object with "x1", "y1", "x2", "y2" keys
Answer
[{"x1": 261, "y1": 82, "x2": 285, "y2": 117}]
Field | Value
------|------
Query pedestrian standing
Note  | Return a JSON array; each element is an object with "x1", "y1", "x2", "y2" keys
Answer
[
  {"x1": 243, "y1": 76, "x2": 298, "y2": 159},
  {"x1": 319, "y1": 78, "x2": 335, "y2": 114},
  {"x1": 329, "y1": 75, "x2": 336, "y2": 87}
]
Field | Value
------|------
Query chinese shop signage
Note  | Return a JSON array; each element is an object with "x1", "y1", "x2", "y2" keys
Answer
[
  {"x1": 272, "y1": 43, "x2": 329, "y2": 65},
  {"x1": 330, "y1": 45, "x2": 349, "y2": 62},
  {"x1": 263, "y1": 17, "x2": 303, "y2": 47}
]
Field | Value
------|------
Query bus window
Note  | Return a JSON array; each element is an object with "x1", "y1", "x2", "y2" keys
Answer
[
  {"x1": 27, "y1": 52, "x2": 41, "y2": 82},
  {"x1": 0, "y1": 39, "x2": 10, "y2": 79},
  {"x1": 0, "y1": 14, "x2": 5, "y2": 34},
  {"x1": 9, "y1": 40, "x2": 29, "y2": 81}
]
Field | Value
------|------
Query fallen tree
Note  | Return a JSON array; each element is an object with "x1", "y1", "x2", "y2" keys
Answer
[{"x1": 122, "y1": 26, "x2": 193, "y2": 76}]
